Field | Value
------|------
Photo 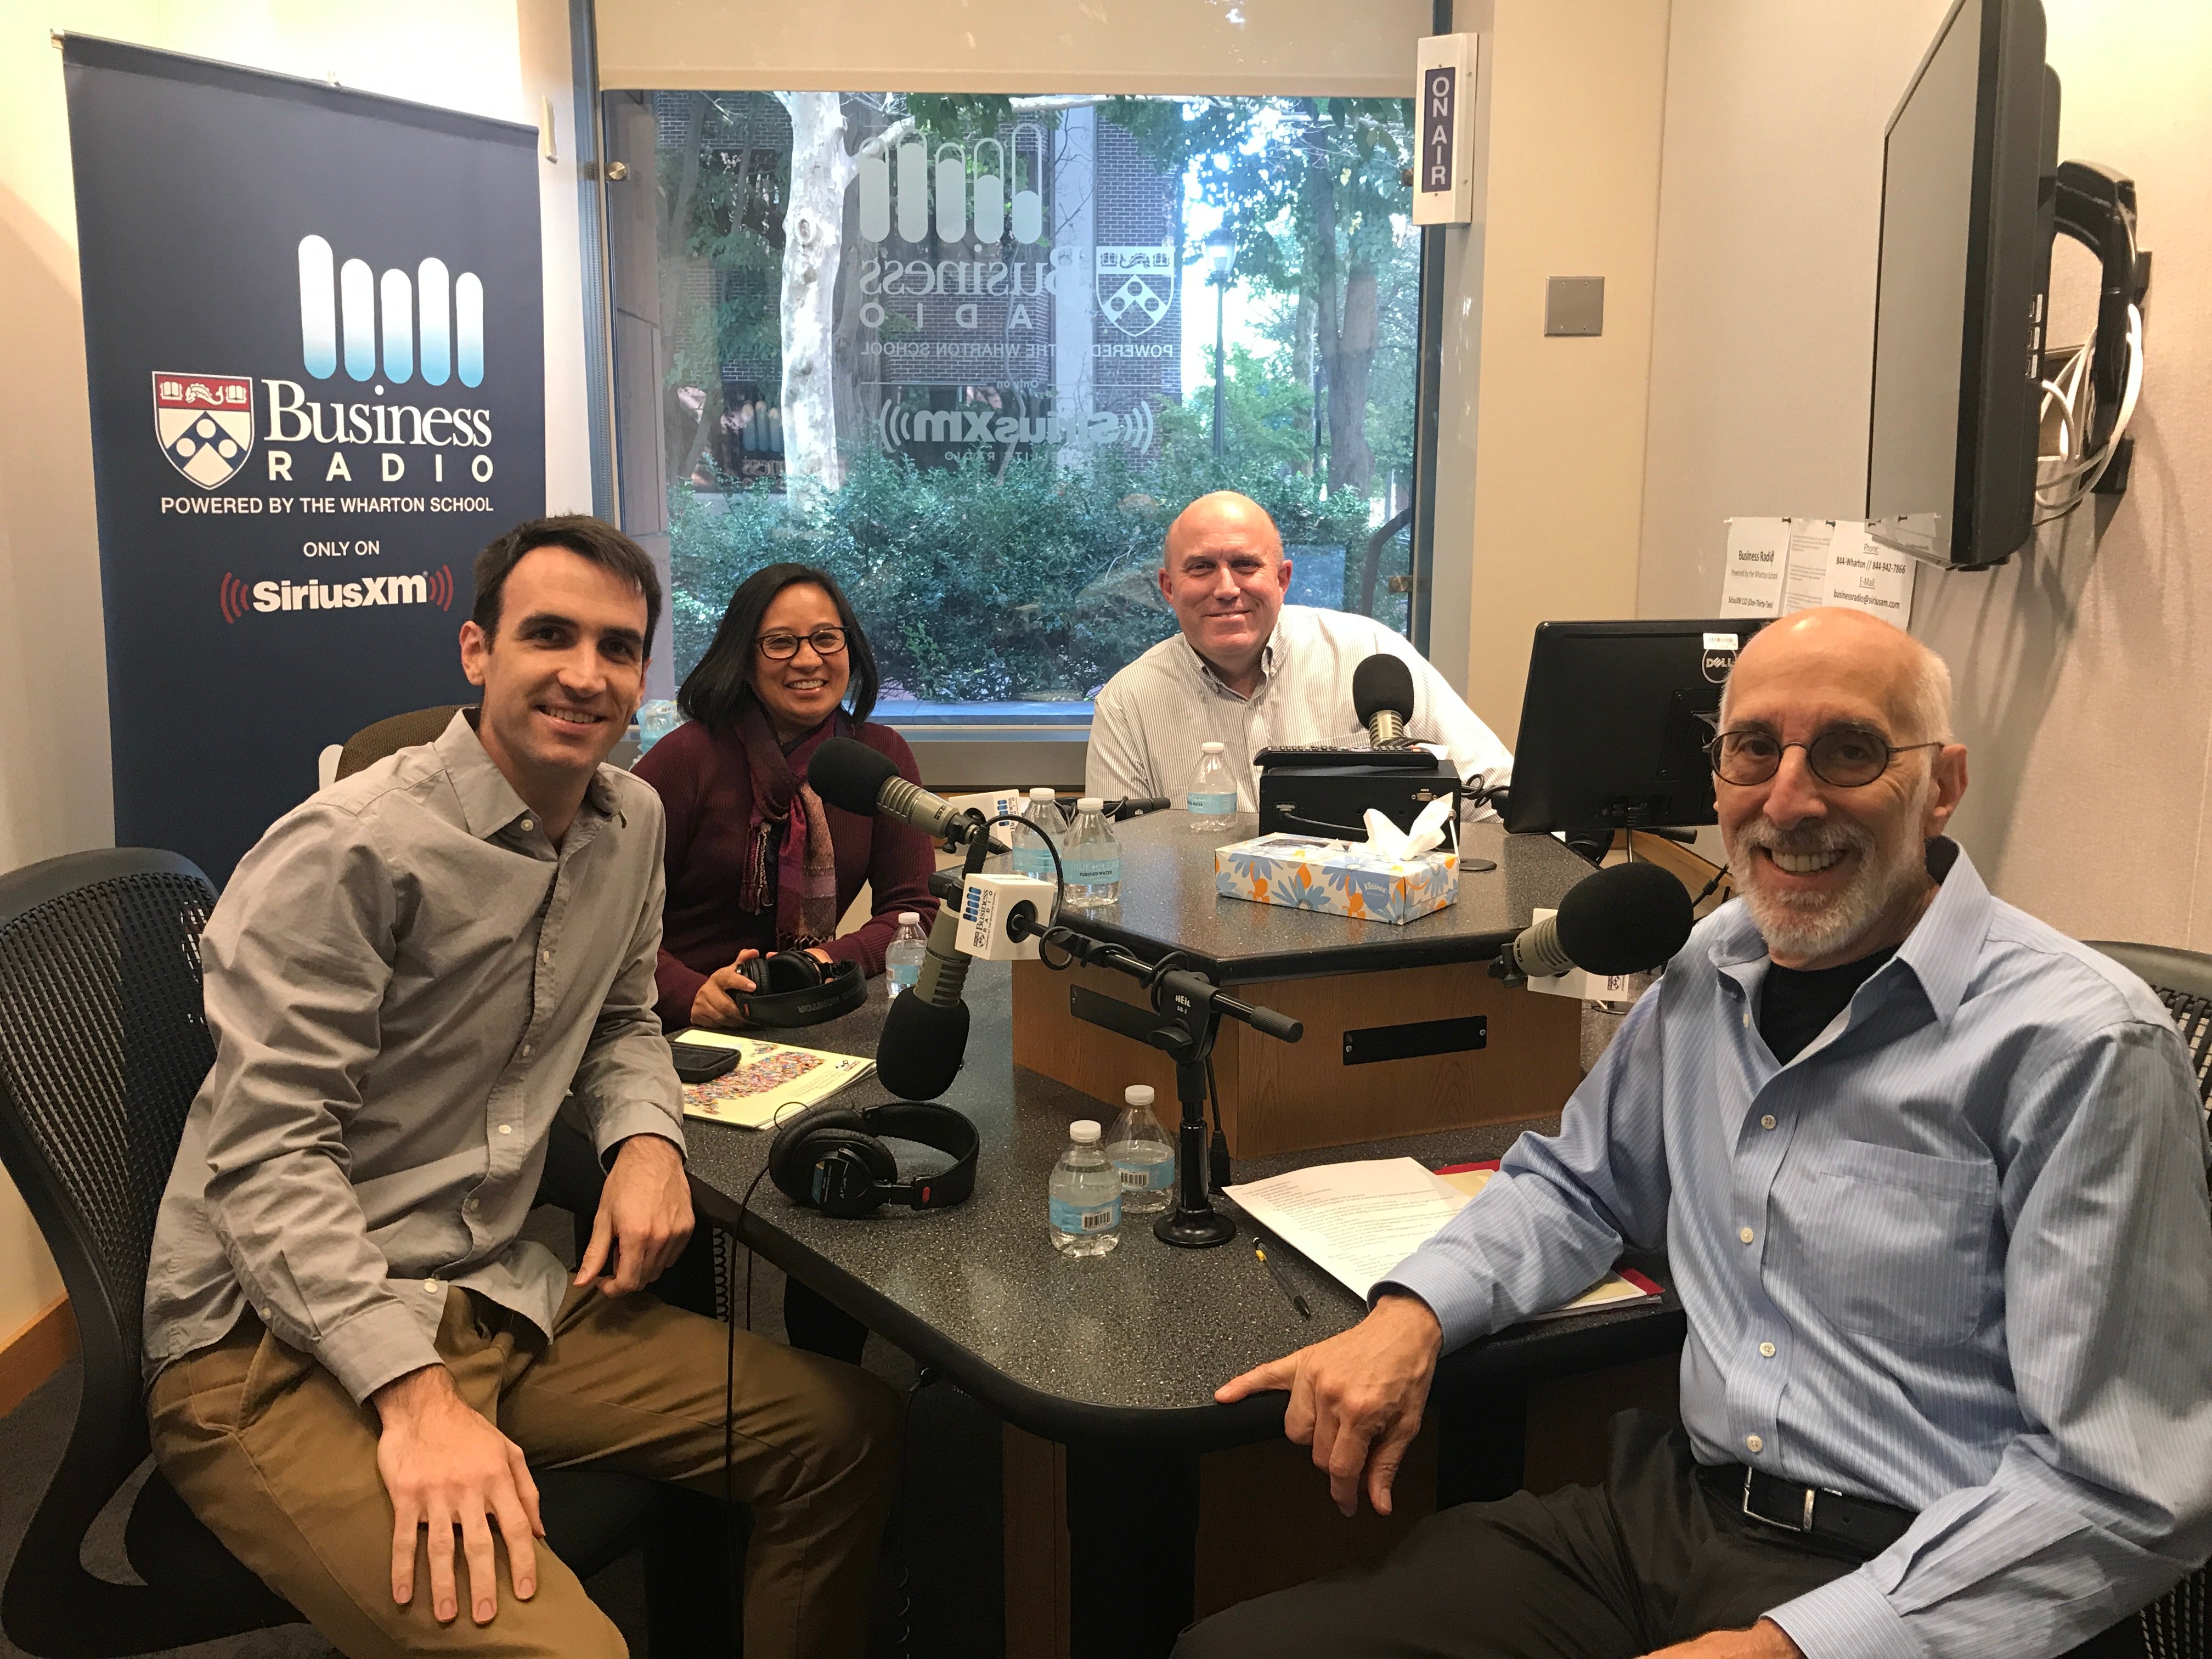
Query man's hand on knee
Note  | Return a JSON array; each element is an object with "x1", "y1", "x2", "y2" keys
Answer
[
  {"x1": 1641, "y1": 1619, "x2": 1804, "y2": 1658},
  {"x1": 1214, "y1": 1292, "x2": 1442, "y2": 1518},
  {"x1": 577, "y1": 1132, "x2": 693, "y2": 1296},
  {"x1": 373, "y1": 1364, "x2": 543, "y2": 1626}
]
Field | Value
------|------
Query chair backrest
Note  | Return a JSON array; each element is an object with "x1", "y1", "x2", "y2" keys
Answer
[
  {"x1": 2085, "y1": 940, "x2": 2212, "y2": 1108},
  {"x1": 335, "y1": 704, "x2": 461, "y2": 781}
]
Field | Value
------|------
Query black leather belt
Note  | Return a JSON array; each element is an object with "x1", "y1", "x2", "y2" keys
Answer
[{"x1": 1697, "y1": 1462, "x2": 1915, "y2": 1558}]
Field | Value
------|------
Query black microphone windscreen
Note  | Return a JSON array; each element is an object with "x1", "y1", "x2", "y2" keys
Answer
[
  {"x1": 1352, "y1": 654, "x2": 1417, "y2": 725},
  {"x1": 808, "y1": 737, "x2": 900, "y2": 815},
  {"x1": 875, "y1": 990, "x2": 970, "y2": 1102},
  {"x1": 1554, "y1": 861, "x2": 1695, "y2": 977}
]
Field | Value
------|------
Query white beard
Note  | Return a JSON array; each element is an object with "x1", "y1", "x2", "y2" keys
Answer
[{"x1": 1726, "y1": 783, "x2": 1933, "y2": 962}]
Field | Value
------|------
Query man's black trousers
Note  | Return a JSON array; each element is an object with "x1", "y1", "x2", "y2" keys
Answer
[{"x1": 1172, "y1": 1410, "x2": 2145, "y2": 1658}]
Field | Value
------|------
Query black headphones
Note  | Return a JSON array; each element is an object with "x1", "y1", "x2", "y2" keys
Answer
[
  {"x1": 734, "y1": 950, "x2": 867, "y2": 1029},
  {"x1": 768, "y1": 1100, "x2": 980, "y2": 1217}
]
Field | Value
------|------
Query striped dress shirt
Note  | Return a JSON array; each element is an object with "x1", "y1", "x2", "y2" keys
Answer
[{"x1": 1384, "y1": 843, "x2": 2212, "y2": 1659}]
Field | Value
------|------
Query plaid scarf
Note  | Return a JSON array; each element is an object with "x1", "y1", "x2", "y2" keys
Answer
[{"x1": 736, "y1": 702, "x2": 842, "y2": 949}]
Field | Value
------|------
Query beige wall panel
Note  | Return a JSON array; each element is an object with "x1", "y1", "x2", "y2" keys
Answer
[
  {"x1": 1454, "y1": 0, "x2": 1671, "y2": 742},
  {"x1": 1636, "y1": 0, "x2": 2212, "y2": 946},
  {"x1": 598, "y1": 0, "x2": 1432, "y2": 95}
]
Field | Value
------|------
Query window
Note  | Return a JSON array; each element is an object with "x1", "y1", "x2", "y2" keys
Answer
[{"x1": 604, "y1": 91, "x2": 1423, "y2": 720}]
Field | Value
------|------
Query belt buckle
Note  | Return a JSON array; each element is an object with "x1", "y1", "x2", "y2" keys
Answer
[{"x1": 1741, "y1": 1468, "x2": 1815, "y2": 1534}]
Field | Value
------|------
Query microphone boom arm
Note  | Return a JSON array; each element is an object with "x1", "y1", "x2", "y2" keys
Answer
[{"x1": 1035, "y1": 921, "x2": 1302, "y2": 1249}]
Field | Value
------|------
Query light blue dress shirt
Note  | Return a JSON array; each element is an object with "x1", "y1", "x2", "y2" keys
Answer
[{"x1": 1383, "y1": 844, "x2": 2212, "y2": 1659}]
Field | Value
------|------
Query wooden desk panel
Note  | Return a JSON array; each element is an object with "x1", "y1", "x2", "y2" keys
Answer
[{"x1": 1012, "y1": 957, "x2": 1583, "y2": 1157}]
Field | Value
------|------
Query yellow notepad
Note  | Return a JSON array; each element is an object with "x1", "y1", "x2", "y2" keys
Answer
[{"x1": 670, "y1": 1029, "x2": 875, "y2": 1130}]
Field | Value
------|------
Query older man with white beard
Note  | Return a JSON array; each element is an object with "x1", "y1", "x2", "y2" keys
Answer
[{"x1": 1177, "y1": 608, "x2": 2212, "y2": 1659}]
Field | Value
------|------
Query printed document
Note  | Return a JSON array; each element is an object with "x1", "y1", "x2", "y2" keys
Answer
[
  {"x1": 1226, "y1": 1158, "x2": 1663, "y2": 1317},
  {"x1": 1224, "y1": 1159, "x2": 1469, "y2": 1299}
]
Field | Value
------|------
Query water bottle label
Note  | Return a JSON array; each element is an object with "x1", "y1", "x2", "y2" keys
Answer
[
  {"x1": 1012, "y1": 847, "x2": 1054, "y2": 879},
  {"x1": 1115, "y1": 1160, "x2": 1174, "y2": 1190},
  {"x1": 1187, "y1": 791, "x2": 1237, "y2": 816},
  {"x1": 1064, "y1": 853, "x2": 1121, "y2": 885},
  {"x1": 888, "y1": 966, "x2": 919, "y2": 994},
  {"x1": 1049, "y1": 1196, "x2": 1119, "y2": 1234}
]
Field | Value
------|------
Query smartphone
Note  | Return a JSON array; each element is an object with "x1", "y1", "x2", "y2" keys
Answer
[{"x1": 669, "y1": 1040, "x2": 741, "y2": 1084}]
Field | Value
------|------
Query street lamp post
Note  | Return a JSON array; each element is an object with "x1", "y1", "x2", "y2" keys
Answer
[{"x1": 1205, "y1": 227, "x2": 1234, "y2": 460}]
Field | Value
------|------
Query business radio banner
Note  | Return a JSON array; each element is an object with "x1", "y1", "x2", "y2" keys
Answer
[{"x1": 64, "y1": 37, "x2": 544, "y2": 882}]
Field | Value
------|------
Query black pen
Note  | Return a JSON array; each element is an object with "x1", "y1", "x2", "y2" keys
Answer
[{"x1": 1254, "y1": 1236, "x2": 1311, "y2": 1319}]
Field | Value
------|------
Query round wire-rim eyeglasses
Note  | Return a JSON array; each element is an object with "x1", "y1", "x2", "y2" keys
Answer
[{"x1": 1707, "y1": 726, "x2": 1942, "y2": 788}]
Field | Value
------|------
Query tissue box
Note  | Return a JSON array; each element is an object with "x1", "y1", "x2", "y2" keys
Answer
[{"x1": 1214, "y1": 832, "x2": 1458, "y2": 924}]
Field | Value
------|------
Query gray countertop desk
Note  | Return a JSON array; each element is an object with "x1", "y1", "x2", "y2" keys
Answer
[
  {"x1": 680, "y1": 963, "x2": 1681, "y2": 1451},
  {"x1": 680, "y1": 964, "x2": 1678, "y2": 1656}
]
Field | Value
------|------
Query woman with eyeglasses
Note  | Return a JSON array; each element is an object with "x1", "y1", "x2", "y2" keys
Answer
[{"x1": 634, "y1": 562, "x2": 938, "y2": 1035}]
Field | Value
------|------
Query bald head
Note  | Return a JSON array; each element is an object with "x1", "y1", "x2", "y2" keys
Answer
[
  {"x1": 1156, "y1": 491, "x2": 1292, "y2": 693},
  {"x1": 1165, "y1": 491, "x2": 1284, "y2": 566},
  {"x1": 1723, "y1": 608, "x2": 1953, "y2": 746}
]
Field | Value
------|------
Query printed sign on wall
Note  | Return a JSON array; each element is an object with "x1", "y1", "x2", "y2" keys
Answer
[{"x1": 64, "y1": 36, "x2": 544, "y2": 882}]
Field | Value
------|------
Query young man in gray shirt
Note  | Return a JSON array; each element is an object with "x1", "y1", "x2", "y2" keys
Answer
[{"x1": 143, "y1": 517, "x2": 898, "y2": 1659}]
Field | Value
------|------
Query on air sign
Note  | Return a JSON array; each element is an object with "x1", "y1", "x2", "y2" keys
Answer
[{"x1": 1413, "y1": 34, "x2": 1482, "y2": 226}]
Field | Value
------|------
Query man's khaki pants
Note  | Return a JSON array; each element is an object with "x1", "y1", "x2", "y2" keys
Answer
[{"x1": 148, "y1": 1284, "x2": 901, "y2": 1659}]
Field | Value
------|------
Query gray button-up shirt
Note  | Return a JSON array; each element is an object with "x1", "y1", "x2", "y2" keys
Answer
[
  {"x1": 1085, "y1": 605, "x2": 1513, "y2": 816},
  {"x1": 144, "y1": 711, "x2": 685, "y2": 1403}
]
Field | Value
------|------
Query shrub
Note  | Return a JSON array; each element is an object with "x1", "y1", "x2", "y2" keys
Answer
[{"x1": 669, "y1": 447, "x2": 1374, "y2": 699}]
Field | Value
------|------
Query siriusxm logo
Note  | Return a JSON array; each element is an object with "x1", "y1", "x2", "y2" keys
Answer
[
  {"x1": 297, "y1": 235, "x2": 484, "y2": 387},
  {"x1": 219, "y1": 566, "x2": 455, "y2": 623}
]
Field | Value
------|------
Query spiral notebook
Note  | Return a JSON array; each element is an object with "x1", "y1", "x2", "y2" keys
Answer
[{"x1": 668, "y1": 1028, "x2": 874, "y2": 1130}]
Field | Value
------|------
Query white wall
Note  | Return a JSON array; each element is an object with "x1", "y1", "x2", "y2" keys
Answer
[
  {"x1": 0, "y1": 0, "x2": 588, "y2": 1342},
  {"x1": 1440, "y1": 0, "x2": 1672, "y2": 738},
  {"x1": 1638, "y1": 0, "x2": 2212, "y2": 945}
]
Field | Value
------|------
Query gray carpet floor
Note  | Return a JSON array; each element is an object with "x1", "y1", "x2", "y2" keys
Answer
[{"x1": 0, "y1": 1215, "x2": 1001, "y2": 1659}]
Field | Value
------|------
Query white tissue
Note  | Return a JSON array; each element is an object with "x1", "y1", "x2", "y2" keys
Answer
[{"x1": 1361, "y1": 795, "x2": 1455, "y2": 862}]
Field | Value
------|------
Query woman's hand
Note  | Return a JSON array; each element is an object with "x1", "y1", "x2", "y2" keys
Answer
[{"x1": 689, "y1": 950, "x2": 762, "y2": 1028}]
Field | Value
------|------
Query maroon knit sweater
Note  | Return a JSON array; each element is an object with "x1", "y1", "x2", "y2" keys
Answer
[{"x1": 632, "y1": 715, "x2": 940, "y2": 1031}]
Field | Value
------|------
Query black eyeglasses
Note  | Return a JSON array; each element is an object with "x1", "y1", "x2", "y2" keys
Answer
[
  {"x1": 755, "y1": 626, "x2": 848, "y2": 660},
  {"x1": 1708, "y1": 725, "x2": 1942, "y2": 788}
]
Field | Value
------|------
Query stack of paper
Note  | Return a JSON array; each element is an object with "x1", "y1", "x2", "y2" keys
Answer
[
  {"x1": 669, "y1": 1028, "x2": 874, "y2": 1129},
  {"x1": 1223, "y1": 1156, "x2": 1662, "y2": 1319}
]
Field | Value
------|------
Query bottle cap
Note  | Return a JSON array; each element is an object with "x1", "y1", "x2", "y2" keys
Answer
[
  {"x1": 1070, "y1": 1120, "x2": 1101, "y2": 1142},
  {"x1": 1201, "y1": 741, "x2": 1226, "y2": 754},
  {"x1": 1029, "y1": 787, "x2": 1056, "y2": 800},
  {"x1": 1125, "y1": 1085, "x2": 1155, "y2": 1107},
  {"x1": 897, "y1": 911, "x2": 919, "y2": 925},
  {"x1": 1077, "y1": 797, "x2": 1104, "y2": 813}
]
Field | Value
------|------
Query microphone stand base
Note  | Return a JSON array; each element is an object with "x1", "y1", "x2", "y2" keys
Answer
[{"x1": 1153, "y1": 1207, "x2": 1237, "y2": 1250}]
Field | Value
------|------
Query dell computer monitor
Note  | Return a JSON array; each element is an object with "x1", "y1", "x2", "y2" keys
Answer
[
  {"x1": 1866, "y1": 0, "x2": 2057, "y2": 570},
  {"x1": 1505, "y1": 619, "x2": 1769, "y2": 838}
]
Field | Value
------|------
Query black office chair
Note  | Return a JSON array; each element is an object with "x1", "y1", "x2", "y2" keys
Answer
[
  {"x1": 0, "y1": 849, "x2": 732, "y2": 1657},
  {"x1": 2087, "y1": 940, "x2": 2212, "y2": 1659}
]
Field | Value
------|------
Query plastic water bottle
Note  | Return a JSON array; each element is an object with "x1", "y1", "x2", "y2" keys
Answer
[
  {"x1": 1013, "y1": 787, "x2": 1064, "y2": 882},
  {"x1": 1048, "y1": 1120, "x2": 1121, "y2": 1255},
  {"x1": 1105, "y1": 1085, "x2": 1175, "y2": 1215},
  {"x1": 884, "y1": 912, "x2": 926, "y2": 998},
  {"x1": 1187, "y1": 741, "x2": 1239, "y2": 831},
  {"x1": 1063, "y1": 797, "x2": 1122, "y2": 909}
]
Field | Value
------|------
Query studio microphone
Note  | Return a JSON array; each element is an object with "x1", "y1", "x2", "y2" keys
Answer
[
  {"x1": 1498, "y1": 860, "x2": 1695, "y2": 983},
  {"x1": 808, "y1": 737, "x2": 987, "y2": 848},
  {"x1": 875, "y1": 910, "x2": 972, "y2": 1100},
  {"x1": 1352, "y1": 654, "x2": 1417, "y2": 749}
]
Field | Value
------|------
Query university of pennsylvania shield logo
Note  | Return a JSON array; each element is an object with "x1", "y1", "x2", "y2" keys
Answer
[
  {"x1": 153, "y1": 373, "x2": 254, "y2": 488},
  {"x1": 1095, "y1": 240, "x2": 1176, "y2": 337}
]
